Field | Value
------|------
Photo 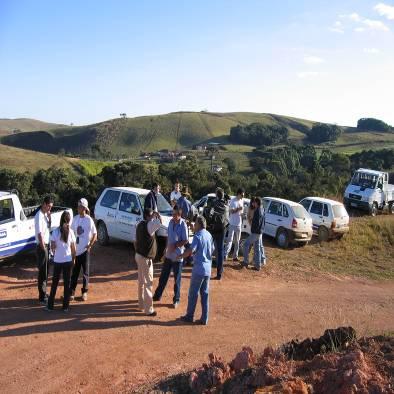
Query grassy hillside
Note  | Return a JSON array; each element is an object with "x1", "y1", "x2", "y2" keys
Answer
[
  {"x1": 0, "y1": 118, "x2": 65, "y2": 136},
  {"x1": 2, "y1": 111, "x2": 394, "y2": 156}
]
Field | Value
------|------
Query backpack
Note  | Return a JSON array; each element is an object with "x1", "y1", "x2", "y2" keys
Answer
[{"x1": 206, "y1": 199, "x2": 229, "y2": 233}]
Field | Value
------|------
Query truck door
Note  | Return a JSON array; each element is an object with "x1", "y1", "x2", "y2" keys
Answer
[
  {"x1": 0, "y1": 197, "x2": 18, "y2": 258},
  {"x1": 376, "y1": 177, "x2": 385, "y2": 207},
  {"x1": 116, "y1": 192, "x2": 142, "y2": 242}
]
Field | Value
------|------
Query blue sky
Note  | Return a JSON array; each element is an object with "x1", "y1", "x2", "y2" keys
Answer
[{"x1": 1, "y1": 0, "x2": 393, "y2": 126}]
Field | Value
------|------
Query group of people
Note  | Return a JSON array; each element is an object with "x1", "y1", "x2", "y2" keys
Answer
[
  {"x1": 34, "y1": 182, "x2": 265, "y2": 325},
  {"x1": 35, "y1": 196, "x2": 97, "y2": 312},
  {"x1": 134, "y1": 182, "x2": 266, "y2": 325}
]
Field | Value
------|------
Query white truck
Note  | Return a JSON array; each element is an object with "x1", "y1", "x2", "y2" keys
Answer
[
  {"x1": 0, "y1": 191, "x2": 73, "y2": 259},
  {"x1": 344, "y1": 168, "x2": 394, "y2": 216},
  {"x1": 94, "y1": 187, "x2": 173, "y2": 245}
]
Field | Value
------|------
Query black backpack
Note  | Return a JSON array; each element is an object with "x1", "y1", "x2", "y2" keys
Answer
[{"x1": 206, "y1": 199, "x2": 229, "y2": 233}]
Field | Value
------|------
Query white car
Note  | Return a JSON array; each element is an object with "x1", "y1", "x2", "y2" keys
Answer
[
  {"x1": 299, "y1": 197, "x2": 349, "y2": 241},
  {"x1": 263, "y1": 197, "x2": 313, "y2": 248},
  {"x1": 0, "y1": 191, "x2": 72, "y2": 259},
  {"x1": 94, "y1": 187, "x2": 173, "y2": 245}
]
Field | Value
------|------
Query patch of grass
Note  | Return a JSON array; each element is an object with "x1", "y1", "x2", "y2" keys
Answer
[
  {"x1": 269, "y1": 216, "x2": 394, "y2": 280},
  {"x1": 77, "y1": 159, "x2": 113, "y2": 175}
]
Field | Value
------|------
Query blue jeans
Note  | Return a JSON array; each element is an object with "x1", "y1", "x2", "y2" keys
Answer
[
  {"x1": 154, "y1": 258, "x2": 183, "y2": 303},
  {"x1": 186, "y1": 274, "x2": 210, "y2": 324},
  {"x1": 224, "y1": 225, "x2": 241, "y2": 259},
  {"x1": 212, "y1": 232, "x2": 224, "y2": 278},
  {"x1": 243, "y1": 233, "x2": 266, "y2": 268}
]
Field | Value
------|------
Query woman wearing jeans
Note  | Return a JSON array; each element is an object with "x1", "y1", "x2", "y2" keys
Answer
[{"x1": 46, "y1": 211, "x2": 76, "y2": 312}]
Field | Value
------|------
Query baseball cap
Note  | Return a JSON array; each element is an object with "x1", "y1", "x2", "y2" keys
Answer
[{"x1": 78, "y1": 198, "x2": 89, "y2": 209}]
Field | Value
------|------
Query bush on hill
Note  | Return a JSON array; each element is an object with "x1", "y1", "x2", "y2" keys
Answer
[
  {"x1": 357, "y1": 118, "x2": 391, "y2": 132},
  {"x1": 229, "y1": 123, "x2": 289, "y2": 146},
  {"x1": 307, "y1": 123, "x2": 342, "y2": 144}
]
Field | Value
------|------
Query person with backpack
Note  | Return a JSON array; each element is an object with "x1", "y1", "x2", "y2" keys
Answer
[
  {"x1": 242, "y1": 197, "x2": 266, "y2": 271},
  {"x1": 46, "y1": 211, "x2": 76, "y2": 312},
  {"x1": 205, "y1": 188, "x2": 228, "y2": 280}
]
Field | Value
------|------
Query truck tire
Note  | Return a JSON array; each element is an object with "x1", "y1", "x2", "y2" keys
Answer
[
  {"x1": 276, "y1": 228, "x2": 289, "y2": 249},
  {"x1": 370, "y1": 202, "x2": 378, "y2": 217},
  {"x1": 318, "y1": 226, "x2": 329, "y2": 242},
  {"x1": 389, "y1": 203, "x2": 394, "y2": 215},
  {"x1": 97, "y1": 221, "x2": 109, "y2": 246}
]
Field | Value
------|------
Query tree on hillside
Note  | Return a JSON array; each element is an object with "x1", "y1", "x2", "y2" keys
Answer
[
  {"x1": 357, "y1": 118, "x2": 391, "y2": 132},
  {"x1": 223, "y1": 157, "x2": 237, "y2": 172},
  {"x1": 307, "y1": 123, "x2": 342, "y2": 144},
  {"x1": 230, "y1": 123, "x2": 289, "y2": 146}
]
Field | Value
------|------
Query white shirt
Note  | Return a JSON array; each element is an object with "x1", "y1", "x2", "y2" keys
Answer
[
  {"x1": 147, "y1": 218, "x2": 162, "y2": 236},
  {"x1": 170, "y1": 190, "x2": 182, "y2": 203},
  {"x1": 50, "y1": 228, "x2": 76, "y2": 263},
  {"x1": 71, "y1": 215, "x2": 97, "y2": 256},
  {"x1": 229, "y1": 197, "x2": 244, "y2": 227},
  {"x1": 34, "y1": 209, "x2": 50, "y2": 245}
]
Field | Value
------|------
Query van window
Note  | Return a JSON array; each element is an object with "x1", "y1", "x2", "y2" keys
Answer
[
  {"x1": 323, "y1": 204, "x2": 329, "y2": 217},
  {"x1": 268, "y1": 201, "x2": 282, "y2": 216},
  {"x1": 119, "y1": 193, "x2": 141, "y2": 215},
  {"x1": 139, "y1": 193, "x2": 173, "y2": 216},
  {"x1": 100, "y1": 190, "x2": 121, "y2": 210},
  {"x1": 300, "y1": 199, "x2": 311, "y2": 211},
  {"x1": 0, "y1": 198, "x2": 15, "y2": 224},
  {"x1": 310, "y1": 201, "x2": 323, "y2": 216},
  {"x1": 292, "y1": 206, "x2": 309, "y2": 219},
  {"x1": 333, "y1": 204, "x2": 348, "y2": 218},
  {"x1": 283, "y1": 205, "x2": 289, "y2": 217}
]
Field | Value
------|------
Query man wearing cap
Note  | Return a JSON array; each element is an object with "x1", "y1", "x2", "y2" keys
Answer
[{"x1": 70, "y1": 198, "x2": 97, "y2": 301}]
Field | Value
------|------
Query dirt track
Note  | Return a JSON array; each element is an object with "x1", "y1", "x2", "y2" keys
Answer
[{"x1": 0, "y1": 241, "x2": 393, "y2": 393}]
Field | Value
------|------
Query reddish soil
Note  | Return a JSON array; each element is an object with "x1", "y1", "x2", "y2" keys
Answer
[{"x1": 0, "y1": 241, "x2": 393, "y2": 393}]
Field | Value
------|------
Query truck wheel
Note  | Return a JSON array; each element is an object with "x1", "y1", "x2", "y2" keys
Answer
[
  {"x1": 276, "y1": 228, "x2": 289, "y2": 249},
  {"x1": 370, "y1": 202, "x2": 378, "y2": 217},
  {"x1": 318, "y1": 226, "x2": 329, "y2": 242},
  {"x1": 97, "y1": 222, "x2": 109, "y2": 246},
  {"x1": 389, "y1": 203, "x2": 394, "y2": 215}
]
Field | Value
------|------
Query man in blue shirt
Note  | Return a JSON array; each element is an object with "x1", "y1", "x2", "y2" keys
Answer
[
  {"x1": 179, "y1": 216, "x2": 214, "y2": 325},
  {"x1": 153, "y1": 205, "x2": 188, "y2": 308}
]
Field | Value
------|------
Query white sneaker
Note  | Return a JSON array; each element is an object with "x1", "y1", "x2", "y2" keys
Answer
[{"x1": 82, "y1": 293, "x2": 88, "y2": 301}]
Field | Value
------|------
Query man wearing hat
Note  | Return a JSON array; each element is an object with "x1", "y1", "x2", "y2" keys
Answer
[{"x1": 70, "y1": 198, "x2": 97, "y2": 301}]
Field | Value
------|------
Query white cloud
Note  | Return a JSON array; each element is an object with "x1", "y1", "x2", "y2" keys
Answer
[
  {"x1": 363, "y1": 47, "x2": 381, "y2": 54},
  {"x1": 374, "y1": 3, "x2": 394, "y2": 20},
  {"x1": 297, "y1": 71, "x2": 324, "y2": 79},
  {"x1": 340, "y1": 12, "x2": 361, "y2": 21},
  {"x1": 329, "y1": 27, "x2": 345, "y2": 33},
  {"x1": 303, "y1": 56, "x2": 325, "y2": 65},
  {"x1": 354, "y1": 27, "x2": 366, "y2": 32},
  {"x1": 362, "y1": 18, "x2": 390, "y2": 31}
]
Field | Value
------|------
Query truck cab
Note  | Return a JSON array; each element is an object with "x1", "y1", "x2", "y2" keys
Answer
[
  {"x1": 344, "y1": 168, "x2": 394, "y2": 216},
  {"x1": 0, "y1": 191, "x2": 72, "y2": 259}
]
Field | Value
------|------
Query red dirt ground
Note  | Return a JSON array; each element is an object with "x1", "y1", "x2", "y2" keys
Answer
[{"x1": 0, "y1": 241, "x2": 393, "y2": 393}]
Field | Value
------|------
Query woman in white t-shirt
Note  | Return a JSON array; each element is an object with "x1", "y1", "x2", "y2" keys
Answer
[{"x1": 46, "y1": 211, "x2": 76, "y2": 312}]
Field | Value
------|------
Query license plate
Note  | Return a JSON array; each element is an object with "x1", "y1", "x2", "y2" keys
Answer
[
  {"x1": 351, "y1": 203, "x2": 358, "y2": 207},
  {"x1": 301, "y1": 233, "x2": 307, "y2": 238}
]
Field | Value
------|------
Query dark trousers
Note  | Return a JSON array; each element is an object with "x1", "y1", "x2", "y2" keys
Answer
[
  {"x1": 70, "y1": 251, "x2": 90, "y2": 294},
  {"x1": 36, "y1": 245, "x2": 49, "y2": 301},
  {"x1": 154, "y1": 258, "x2": 183, "y2": 303},
  {"x1": 155, "y1": 235, "x2": 167, "y2": 262},
  {"x1": 47, "y1": 261, "x2": 73, "y2": 310},
  {"x1": 212, "y1": 232, "x2": 225, "y2": 278}
]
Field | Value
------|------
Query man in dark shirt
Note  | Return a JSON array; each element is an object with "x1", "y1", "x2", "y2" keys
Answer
[
  {"x1": 242, "y1": 197, "x2": 266, "y2": 271},
  {"x1": 144, "y1": 183, "x2": 160, "y2": 212},
  {"x1": 135, "y1": 208, "x2": 162, "y2": 316}
]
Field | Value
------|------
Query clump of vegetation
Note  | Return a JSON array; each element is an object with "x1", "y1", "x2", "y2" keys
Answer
[
  {"x1": 307, "y1": 123, "x2": 342, "y2": 143},
  {"x1": 229, "y1": 123, "x2": 289, "y2": 146},
  {"x1": 357, "y1": 118, "x2": 392, "y2": 133}
]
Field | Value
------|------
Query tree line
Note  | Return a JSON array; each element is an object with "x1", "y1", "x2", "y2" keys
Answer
[{"x1": 0, "y1": 147, "x2": 393, "y2": 211}]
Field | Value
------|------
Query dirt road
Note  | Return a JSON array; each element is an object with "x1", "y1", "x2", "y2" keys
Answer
[{"x1": 0, "y1": 241, "x2": 393, "y2": 393}]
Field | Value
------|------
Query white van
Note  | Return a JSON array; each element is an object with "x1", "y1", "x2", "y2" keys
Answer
[
  {"x1": 94, "y1": 187, "x2": 173, "y2": 245},
  {"x1": 299, "y1": 197, "x2": 349, "y2": 241},
  {"x1": 263, "y1": 197, "x2": 313, "y2": 248}
]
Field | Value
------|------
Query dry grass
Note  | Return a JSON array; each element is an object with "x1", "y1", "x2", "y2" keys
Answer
[{"x1": 266, "y1": 215, "x2": 394, "y2": 280}]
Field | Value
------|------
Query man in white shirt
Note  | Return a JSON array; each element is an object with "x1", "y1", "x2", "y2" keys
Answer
[
  {"x1": 170, "y1": 182, "x2": 182, "y2": 207},
  {"x1": 70, "y1": 198, "x2": 97, "y2": 301},
  {"x1": 34, "y1": 196, "x2": 53, "y2": 304},
  {"x1": 224, "y1": 188, "x2": 245, "y2": 262}
]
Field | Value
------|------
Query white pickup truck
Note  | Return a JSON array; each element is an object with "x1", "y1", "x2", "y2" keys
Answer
[
  {"x1": 344, "y1": 168, "x2": 394, "y2": 216},
  {"x1": 94, "y1": 187, "x2": 173, "y2": 245},
  {"x1": 0, "y1": 191, "x2": 73, "y2": 259}
]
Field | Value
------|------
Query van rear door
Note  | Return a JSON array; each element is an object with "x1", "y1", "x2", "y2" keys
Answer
[
  {"x1": 0, "y1": 197, "x2": 19, "y2": 258},
  {"x1": 116, "y1": 192, "x2": 142, "y2": 242}
]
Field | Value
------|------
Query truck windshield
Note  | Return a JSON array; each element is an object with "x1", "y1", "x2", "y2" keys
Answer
[
  {"x1": 351, "y1": 172, "x2": 378, "y2": 189},
  {"x1": 139, "y1": 193, "x2": 173, "y2": 216}
]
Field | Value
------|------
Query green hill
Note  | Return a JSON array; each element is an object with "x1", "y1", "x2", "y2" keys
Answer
[
  {"x1": 0, "y1": 118, "x2": 65, "y2": 136},
  {"x1": 2, "y1": 111, "x2": 394, "y2": 156}
]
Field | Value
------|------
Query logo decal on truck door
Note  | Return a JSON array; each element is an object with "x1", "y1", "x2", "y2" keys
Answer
[{"x1": 0, "y1": 229, "x2": 7, "y2": 239}]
